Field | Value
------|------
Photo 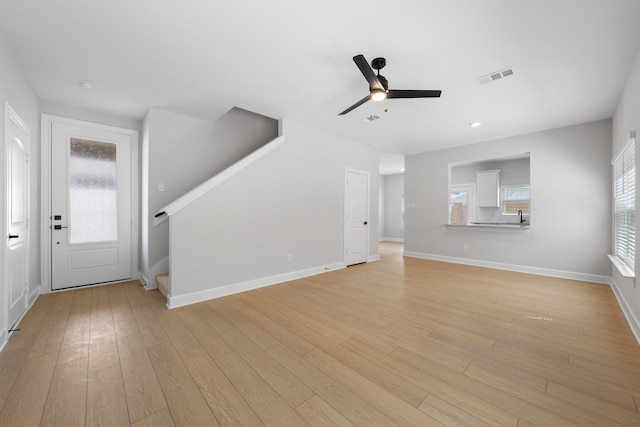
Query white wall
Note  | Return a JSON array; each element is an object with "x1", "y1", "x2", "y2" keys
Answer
[
  {"x1": 0, "y1": 28, "x2": 39, "y2": 348},
  {"x1": 611, "y1": 48, "x2": 640, "y2": 339},
  {"x1": 39, "y1": 101, "x2": 142, "y2": 131},
  {"x1": 378, "y1": 175, "x2": 385, "y2": 238},
  {"x1": 141, "y1": 107, "x2": 278, "y2": 285},
  {"x1": 168, "y1": 118, "x2": 379, "y2": 304},
  {"x1": 405, "y1": 119, "x2": 612, "y2": 281},
  {"x1": 381, "y1": 173, "x2": 404, "y2": 241}
]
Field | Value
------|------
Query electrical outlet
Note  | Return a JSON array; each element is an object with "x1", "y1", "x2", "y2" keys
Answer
[
  {"x1": 287, "y1": 254, "x2": 292, "y2": 262},
  {"x1": 463, "y1": 243, "x2": 469, "y2": 251}
]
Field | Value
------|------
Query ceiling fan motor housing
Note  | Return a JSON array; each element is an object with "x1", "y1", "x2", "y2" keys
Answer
[
  {"x1": 371, "y1": 58, "x2": 388, "y2": 91},
  {"x1": 376, "y1": 74, "x2": 389, "y2": 91}
]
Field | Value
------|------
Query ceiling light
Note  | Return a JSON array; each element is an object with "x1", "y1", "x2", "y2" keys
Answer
[
  {"x1": 469, "y1": 122, "x2": 481, "y2": 127},
  {"x1": 79, "y1": 80, "x2": 94, "y2": 89},
  {"x1": 371, "y1": 89, "x2": 387, "y2": 101}
]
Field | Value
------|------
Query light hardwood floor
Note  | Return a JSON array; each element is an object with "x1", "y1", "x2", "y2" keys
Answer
[{"x1": 1, "y1": 242, "x2": 640, "y2": 426}]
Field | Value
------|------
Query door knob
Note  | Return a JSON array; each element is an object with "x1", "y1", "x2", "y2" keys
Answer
[
  {"x1": 8, "y1": 234, "x2": 19, "y2": 239},
  {"x1": 364, "y1": 221, "x2": 368, "y2": 225}
]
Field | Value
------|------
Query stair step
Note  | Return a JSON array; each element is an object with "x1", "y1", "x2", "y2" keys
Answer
[{"x1": 156, "y1": 273, "x2": 169, "y2": 297}]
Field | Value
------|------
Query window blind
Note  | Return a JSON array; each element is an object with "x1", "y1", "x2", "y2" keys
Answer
[{"x1": 613, "y1": 138, "x2": 635, "y2": 271}]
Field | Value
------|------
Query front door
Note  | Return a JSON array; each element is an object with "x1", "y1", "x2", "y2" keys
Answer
[
  {"x1": 5, "y1": 105, "x2": 29, "y2": 329},
  {"x1": 345, "y1": 168, "x2": 369, "y2": 266},
  {"x1": 50, "y1": 121, "x2": 133, "y2": 290}
]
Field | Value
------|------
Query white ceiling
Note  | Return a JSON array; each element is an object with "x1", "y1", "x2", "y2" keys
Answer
[{"x1": 1, "y1": 0, "x2": 639, "y2": 172}]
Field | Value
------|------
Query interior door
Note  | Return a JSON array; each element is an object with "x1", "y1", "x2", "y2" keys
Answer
[
  {"x1": 50, "y1": 122, "x2": 132, "y2": 290},
  {"x1": 5, "y1": 105, "x2": 29, "y2": 329},
  {"x1": 345, "y1": 169, "x2": 369, "y2": 266}
]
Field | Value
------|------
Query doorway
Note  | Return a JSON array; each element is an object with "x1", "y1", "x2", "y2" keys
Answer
[
  {"x1": 344, "y1": 168, "x2": 369, "y2": 266},
  {"x1": 42, "y1": 116, "x2": 139, "y2": 291},
  {"x1": 4, "y1": 104, "x2": 29, "y2": 330}
]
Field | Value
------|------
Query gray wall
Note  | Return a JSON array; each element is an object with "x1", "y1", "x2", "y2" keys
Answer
[
  {"x1": 169, "y1": 118, "x2": 379, "y2": 300},
  {"x1": 381, "y1": 173, "x2": 404, "y2": 241},
  {"x1": 612, "y1": 48, "x2": 640, "y2": 337},
  {"x1": 0, "y1": 27, "x2": 39, "y2": 348},
  {"x1": 405, "y1": 119, "x2": 612, "y2": 279},
  {"x1": 141, "y1": 107, "x2": 278, "y2": 285}
]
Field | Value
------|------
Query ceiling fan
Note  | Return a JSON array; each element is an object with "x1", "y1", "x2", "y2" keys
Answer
[{"x1": 339, "y1": 54, "x2": 442, "y2": 115}]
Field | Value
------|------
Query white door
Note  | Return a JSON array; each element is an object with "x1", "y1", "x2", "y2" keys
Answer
[
  {"x1": 345, "y1": 169, "x2": 369, "y2": 266},
  {"x1": 50, "y1": 122, "x2": 133, "y2": 290},
  {"x1": 5, "y1": 105, "x2": 29, "y2": 329}
]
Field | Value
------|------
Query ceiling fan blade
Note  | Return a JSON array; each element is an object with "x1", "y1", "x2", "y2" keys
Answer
[
  {"x1": 387, "y1": 89, "x2": 442, "y2": 99},
  {"x1": 338, "y1": 95, "x2": 371, "y2": 115},
  {"x1": 353, "y1": 55, "x2": 384, "y2": 91}
]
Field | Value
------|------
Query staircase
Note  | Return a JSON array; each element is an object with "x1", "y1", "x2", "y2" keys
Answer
[{"x1": 155, "y1": 273, "x2": 169, "y2": 297}]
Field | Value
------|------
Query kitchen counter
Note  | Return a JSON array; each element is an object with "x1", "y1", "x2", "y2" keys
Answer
[{"x1": 446, "y1": 222, "x2": 530, "y2": 230}]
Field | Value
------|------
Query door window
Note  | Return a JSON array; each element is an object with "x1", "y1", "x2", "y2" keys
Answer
[
  {"x1": 449, "y1": 184, "x2": 475, "y2": 225},
  {"x1": 69, "y1": 138, "x2": 118, "y2": 243}
]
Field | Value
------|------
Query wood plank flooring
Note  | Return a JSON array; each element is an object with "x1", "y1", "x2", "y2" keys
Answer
[{"x1": 1, "y1": 242, "x2": 640, "y2": 426}]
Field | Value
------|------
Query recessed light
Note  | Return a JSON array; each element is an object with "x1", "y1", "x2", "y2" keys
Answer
[
  {"x1": 79, "y1": 80, "x2": 94, "y2": 89},
  {"x1": 469, "y1": 122, "x2": 481, "y2": 127}
]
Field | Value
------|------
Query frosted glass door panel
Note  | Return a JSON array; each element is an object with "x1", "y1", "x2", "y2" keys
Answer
[{"x1": 69, "y1": 138, "x2": 118, "y2": 243}]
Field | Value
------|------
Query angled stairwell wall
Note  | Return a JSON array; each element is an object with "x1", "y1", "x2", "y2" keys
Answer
[
  {"x1": 140, "y1": 107, "x2": 278, "y2": 287},
  {"x1": 163, "y1": 118, "x2": 380, "y2": 308}
]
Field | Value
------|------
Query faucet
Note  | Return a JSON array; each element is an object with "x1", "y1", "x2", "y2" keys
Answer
[{"x1": 518, "y1": 210, "x2": 525, "y2": 223}]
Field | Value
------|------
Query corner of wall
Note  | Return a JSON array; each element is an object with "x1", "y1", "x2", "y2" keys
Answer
[{"x1": 144, "y1": 256, "x2": 169, "y2": 291}]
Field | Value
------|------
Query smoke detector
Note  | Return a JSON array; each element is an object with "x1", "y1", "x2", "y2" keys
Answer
[{"x1": 476, "y1": 67, "x2": 515, "y2": 85}]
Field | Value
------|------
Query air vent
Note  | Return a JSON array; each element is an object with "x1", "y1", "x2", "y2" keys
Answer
[
  {"x1": 362, "y1": 114, "x2": 382, "y2": 123},
  {"x1": 477, "y1": 67, "x2": 515, "y2": 85}
]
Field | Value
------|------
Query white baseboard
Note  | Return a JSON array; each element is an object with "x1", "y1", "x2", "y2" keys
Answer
[
  {"x1": 168, "y1": 261, "x2": 346, "y2": 309},
  {"x1": 403, "y1": 251, "x2": 610, "y2": 284},
  {"x1": 369, "y1": 254, "x2": 381, "y2": 262},
  {"x1": 1, "y1": 286, "x2": 39, "y2": 353},
  {"x1": 139, "y1": 272, "x2": 149, "y2": 288},
  {"x1": 28, "y1": 285, "x2": 40, "y2": 307},
  {"x1": 609, "y1": 277, "x2": 640, "y2": 345}
]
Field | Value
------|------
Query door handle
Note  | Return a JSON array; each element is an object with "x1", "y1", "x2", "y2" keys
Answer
[
  {"x1": 53, "y1": 225, "x2": 69, "y2": 230},
  {"x1": 8, "y1": 234, "x2": 19, "y2": 239},
  {"x1": 364, "y1": 221, "x2": 368, "y2": 225}
]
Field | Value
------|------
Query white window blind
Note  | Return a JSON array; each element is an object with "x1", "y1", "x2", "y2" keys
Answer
[{"x1": 613, "y1": 138, "x2": 635, "y2": 272}]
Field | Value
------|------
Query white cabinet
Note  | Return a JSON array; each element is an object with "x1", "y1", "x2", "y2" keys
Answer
[{"x1": 476, "y1": 169, "x2": 500, "y2": 207}]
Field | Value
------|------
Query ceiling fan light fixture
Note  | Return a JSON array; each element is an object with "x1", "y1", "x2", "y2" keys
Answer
[{"x1": 371, "y1": 88, "x2": 387, "y2": 101}]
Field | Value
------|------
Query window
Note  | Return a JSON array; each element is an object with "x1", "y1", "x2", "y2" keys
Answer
[
  {"x1": 612, "y1": 137, "x2": 635, "y2": 273},
  {"x1": 502, "y1": 185, "x2": 531, "y2": 215},
  {"x1": 449, "y1": 184, "x2": 475, "y2": 225}
]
